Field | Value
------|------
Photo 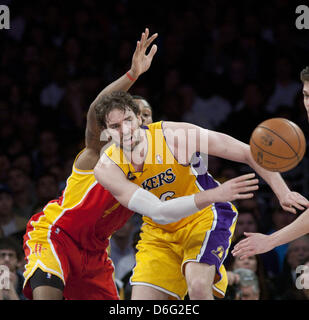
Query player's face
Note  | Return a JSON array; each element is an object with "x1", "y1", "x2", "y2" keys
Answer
[
  {"x1": 134, "y1": 99, "x2": 153, "y2": 125},
  {"x1": 105, "y1": 107, "x2": 142, "y2": 151},
  {"x1": 235, "y1": 213, "x2": 257, "y2": 238},
  {"x1": 238, "y1": 286, "x2": 259, "y2": 300},
  {"x1": 302, "y1": 81, "x2": 309, "y2": 121}
]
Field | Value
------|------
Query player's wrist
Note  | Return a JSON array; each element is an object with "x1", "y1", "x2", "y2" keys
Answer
[
  {"x1": 268, "y1": 232, "x2": 279, "y2": 250},
  {"x1": 195, "y1": 189, "x2": 215, "y2": 209},
  {"x1": 126, "y1": 69, "x2": 139, "y2": 81}
]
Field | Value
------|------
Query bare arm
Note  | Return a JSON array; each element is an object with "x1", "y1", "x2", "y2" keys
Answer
[
  {"x1": 76, "y1": 28, "x2": 158, "y2": 169},
  {"x1": 207, "y1": 129, "x2": 309, "y2": 213},
  {"x1": 269, "y1": 209, "x2": 309, "y2": 245},
  {"x1": 94, "y1": 154, "x2": 258, "y2": 224},
  {"x1": 232, "y1": 209, "x2": 309, "y2": 259},
  {"x1": 163, "y1": 121, "x2": 309, "y2": 213}
]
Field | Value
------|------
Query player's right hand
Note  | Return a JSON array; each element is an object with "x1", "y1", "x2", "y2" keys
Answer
[
  {"x1": 231, "y1": 232, "x2": 273, "y2": 259},
  {"x1": 129, "y1": 28, "x2": 158, "y2": 79},
  {"x1": 214, "y1": 173, "x2": 259, "y2": 203}
]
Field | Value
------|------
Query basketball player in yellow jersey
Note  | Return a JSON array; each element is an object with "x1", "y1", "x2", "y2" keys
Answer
[
  {"x1": 93, "y1": 91, "x2": 309, "y2": 300},
  {"x1": 232, "y1": 66, "x2": 309, "y2": 260}
]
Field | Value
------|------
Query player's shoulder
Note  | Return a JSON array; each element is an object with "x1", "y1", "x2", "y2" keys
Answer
[
  {"x1": 73, "y1": 148, "x2": 99, "y2": 172},
  {"x1": 162, "y1": 121, "x2": 200, "y2": 133}
]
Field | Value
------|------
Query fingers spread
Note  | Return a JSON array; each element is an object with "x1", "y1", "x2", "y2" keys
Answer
[
  {"x1": 282, "y1": 205, "x2": 297, "y2": 214},
  {"x1": 147, "y1": 45, "x2": 157, "y2": 59},
  {"x1": 291, "y1": 201, "x2": 305, "y2": 211},
  {"x1": 146, "y1": 33, "x2": 158, "y2": 47}
]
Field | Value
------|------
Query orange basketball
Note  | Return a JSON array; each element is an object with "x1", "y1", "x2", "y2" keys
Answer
[{"x1": 250, "y1": 118, "x2": 306, "y2": 172}]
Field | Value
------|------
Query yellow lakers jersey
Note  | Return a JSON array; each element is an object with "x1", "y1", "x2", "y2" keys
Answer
[{"x1": 105, "y1": 121, "x2": 220, "y2": 232}]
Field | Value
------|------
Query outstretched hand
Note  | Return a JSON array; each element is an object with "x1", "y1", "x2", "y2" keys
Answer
[
  {"x1": 213, "y1": 173, "x2": 259, "y2": 203},
  {"x1": 231, "y1": 232, "x2": 273, "y2": 259},
  {"x1": 129, "y1": 28, "x2": 158, "y2": 79},
  {"x1": 279, "y1": 191, "x2": 309, "y2": 214}
]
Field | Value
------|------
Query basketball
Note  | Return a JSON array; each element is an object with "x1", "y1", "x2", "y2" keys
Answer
[{"x1": 250, "y1": 118, "x2": 306, "y2": 172}]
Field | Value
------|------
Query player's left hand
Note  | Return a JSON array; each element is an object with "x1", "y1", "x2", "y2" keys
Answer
[
  {"x1": 279, "y1": 191, "x2": 309, "y2": 214},
  {"x1": 129, "y1": 28, "x2": 158, "y2": 79}
]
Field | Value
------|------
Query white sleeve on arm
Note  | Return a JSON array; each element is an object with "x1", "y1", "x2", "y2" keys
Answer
[{"x1": 128, "y1": 188, "x2": 199, "y2": 224}]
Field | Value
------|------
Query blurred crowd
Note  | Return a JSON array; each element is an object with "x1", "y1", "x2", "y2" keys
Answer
[{"x1": 1, "y1": 0, "x2": 309, "y2": 300}]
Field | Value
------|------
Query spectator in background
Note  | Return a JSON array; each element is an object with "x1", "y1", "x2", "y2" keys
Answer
[
  {"x1": 49, "y1": 164, "x2": 67, "y2": 192},
  {"x1": 206, "y1": 156, "x2": 224, "y2": 182},
  {"x1": 286, "y1": 256, "x2": 309, "y2": 300},
  {"x1": 0, "y1": 153, "x2": 10, "y2": 185},
  {"x1": 266, "y1": 56, "x2": 302, "y2": 115},
  {"x1": 233, "y1": 268, "x2": 260, "y2": 300},
  {"x1": 12, "y1": 153, "x2": 33, "y2": 177},
  {"x1": 266, "y1": 205, "x2": 298, "y2": 274},
  {"x1": 40, "y1": 65, "x2": 66, "y2": 110},
  {"x1": 32, "y1": 130, "x2": 61, "y2": 178},
  {"x1": 222, "y1": 57, "x2": 248, "y2": 108},
  {"x1": 181, "y1": 84, "x2": 232, "y2": 130},
  {"x1": 220, "y1": 82, "x2": 268, "y2": 141},
  {"x1": 109, "y1": 215, "x2": 139, "y2": 295},
  {"x1": 0, "y1": 186, "x2": 28, "y2": 241},
  {"x1": 7, "y1": 167, "x2": 36, "y2": 220},
  {"x1": 15, "y1": 108, "x2": 40, "y2": 152},
  {"x1": 226, "y1": 235, "x2": 272, "y2": 300},
  {"x1": 160, "y1": 91, "x2": 184, "y2": 121},
  {"x1": 233, "y1": 210, "x2": 260, "y2": 241},
  {"x1": 34, "y1": 173, "x2": 59, "y2": 209},
  {"x1": 0, "y1": 236, "x2": 26, "y2": 300},
  {"x1": 235, "y1": 198, "x2": 262, "y2": 222},
  {"x1": 271, "y1": 236, "x2": 309, "y2": 300}
]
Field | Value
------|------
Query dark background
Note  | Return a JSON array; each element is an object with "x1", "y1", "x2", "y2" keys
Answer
[{"x1": 1, "y1": 0, "x2": 309, "y2": 300}]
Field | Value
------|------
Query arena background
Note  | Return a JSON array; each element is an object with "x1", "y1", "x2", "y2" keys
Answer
[{"x1": 1, "y1": 0, "x2": 309, "y2": 301}]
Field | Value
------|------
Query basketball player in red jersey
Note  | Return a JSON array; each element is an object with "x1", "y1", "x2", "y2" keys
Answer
[
  {"x1": 23, "y1": 28, "x2": 159, "y2": 300},
  {"x1": 232, "y1": 66, "x2": 309, "y2": 259}
]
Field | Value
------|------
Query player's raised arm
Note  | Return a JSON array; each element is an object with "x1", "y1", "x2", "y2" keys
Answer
[
  {"x1": 85, "y1": 28, "x2": 158, "y2": 152},
  {"x1": 94, "y1": 154, "x2": 259, "y2": 224}
]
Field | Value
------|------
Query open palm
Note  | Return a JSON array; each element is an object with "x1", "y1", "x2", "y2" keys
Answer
[{"x1": 130, "y1": 28, "x2": 158, "y2": 78}]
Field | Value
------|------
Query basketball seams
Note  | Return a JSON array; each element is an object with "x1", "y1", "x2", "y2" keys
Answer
[
  {"x1": 250, "y1": 137, "x2": 296, "y2": 160},
  {"x1": 280, "y1": 118, "x2": 302, "y2": 157},
  {"x1": 258, "y1": 125, "x2": 298, "y2": 158},
  {"x1": 255, "y1": 156, "x2": 301, "y2": 172},
  {"x1": 250, "y1": 118, "x2": 306, "y2": 172}
]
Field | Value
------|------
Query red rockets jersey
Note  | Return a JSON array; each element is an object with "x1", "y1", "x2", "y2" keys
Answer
[{"x1": 27, "y1": 150, "x2": 133, "y2": 251}]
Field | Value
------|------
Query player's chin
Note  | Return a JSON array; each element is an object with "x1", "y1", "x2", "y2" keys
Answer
[{"x1": 121, "y1": 140, "x2": 135, "y2": 151}]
